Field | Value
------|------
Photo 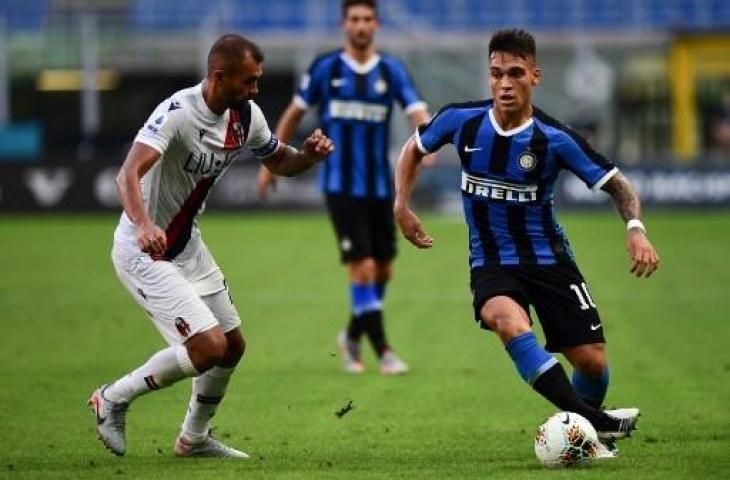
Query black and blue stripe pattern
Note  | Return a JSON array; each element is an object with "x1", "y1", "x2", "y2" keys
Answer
[
  {"x1": 417, "y1": 100, "x2": 616, "y2": 267},
  {"x1": 297, "y1": 50, "x2": 424, "y2": 199}
]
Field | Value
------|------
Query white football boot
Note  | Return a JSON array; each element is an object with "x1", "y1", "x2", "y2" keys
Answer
[
  {"x1": 174, "y1": 431, "x2": 249, "y2": 458},
  {"x1": 379, "y1": 350, "x2": 409, "y2": 375},
  {"x1": 597, "y1": 407, "x2": 640, "y2": 441},
  {"x1": 337, "y1": 330, "x2": 365, "y2": 374},
  {"x1": 88, "y1": 385, "x2": 129, "y2": 456},
  {"x1": 591, "y1": 440, "x2": 618, "y2": 460}
]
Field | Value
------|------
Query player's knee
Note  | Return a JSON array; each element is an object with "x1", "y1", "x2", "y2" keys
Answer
[
  {"x1": 481, "y1": 299, "x2": 530, "y2": 340},
  {"x1": 349, "y1": 258, "x2": 377, "y2": 282},
  {"x1": 223, "y1": 333, "x2": 246, "y2": 366},
  {"x1": 375, "y1": 262, "x2": 392, "y2": 283},
  {"x1": 187, "y1": 329, "x2": 228, "y2": 372},
  {"x1": 569, "y1": 344, "x2": 607, "y2": 376},
  {"x1": 207, "y1": 334, "x2": 229, "y2": 366}
]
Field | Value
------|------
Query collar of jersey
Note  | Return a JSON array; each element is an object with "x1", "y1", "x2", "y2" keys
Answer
[
  {"x1": 488, "y1": 108, "x2": 534, "y2": 137},
  {"x1": 196, "y1": 81, "x2": 226, "y2": 122},
  {"x1": 340, "y1": 52, "x2": 381, "y2": 75}
]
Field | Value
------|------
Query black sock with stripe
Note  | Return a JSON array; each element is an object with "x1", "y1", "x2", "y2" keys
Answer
[{"x1": 532, "y1": 363, "x2": 620, "y2": 431}]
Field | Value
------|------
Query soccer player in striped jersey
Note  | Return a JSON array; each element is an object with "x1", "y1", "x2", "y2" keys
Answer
[
  {"x1": 88, "y1": 34, "x2": 333, "y2": 457},
  {"x1": 394, "y1": 29, "x2": 659, "y2": 450},
  {"x1": 258, "y1": 0, "x2": 431, "y2": 375}
]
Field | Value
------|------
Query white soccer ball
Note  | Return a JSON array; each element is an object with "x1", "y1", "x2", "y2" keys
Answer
[{"x1": 534, "y1": 412, "x2": 601, "y2": 468}]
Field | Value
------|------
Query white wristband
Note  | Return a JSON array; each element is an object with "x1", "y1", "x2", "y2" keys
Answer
[{"x1": 627, "y1": 219, "x2": 645, "y2": 232}]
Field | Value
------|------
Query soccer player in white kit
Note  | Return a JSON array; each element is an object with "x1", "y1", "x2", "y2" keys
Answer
[{"x1": 88, "y1": 34, "x2": 334, "y2": 458}]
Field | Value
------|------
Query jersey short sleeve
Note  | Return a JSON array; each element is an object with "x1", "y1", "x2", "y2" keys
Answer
[
  {"x1": 414, "y1": 106, "x2": 461, "y2": 154},
  {"x1": 134, "y1": 98, "x2": 185, "y2": 154},
  {"x1": 293, "y1": 57, "x2": 329, "y2": 110},
  {"x1": 555, "y1": 129, "x2": 617, "y2": 191},
  {"x1": 246, "y1": 101, "x2": 280, "y2": 159},
  {"x1": 389, "y1": 58, "x2": 426, "y2": 114}
]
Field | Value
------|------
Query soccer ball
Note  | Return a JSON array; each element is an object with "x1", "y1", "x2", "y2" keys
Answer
[{"x1": 534, "y1": 412, "x2": 601, "y2": 468}]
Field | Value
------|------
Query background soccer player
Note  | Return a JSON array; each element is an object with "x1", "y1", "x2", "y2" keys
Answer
[
  {"x1": 88, "y1": 34, "x2": 334, "y2": 457},
  {"x1": 393, "y1": 29, "x2": 659, "y2": 451},
  {"x1": 257, "y1": 0, "x2": 431, "y2": 374}
]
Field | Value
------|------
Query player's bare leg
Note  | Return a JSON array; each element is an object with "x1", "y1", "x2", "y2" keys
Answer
[
  {"x1": 176, "y1": 324, "x2": 249, "y2": 458},
  {"x1": 563, "y1": 343, "x2": 609, "y2": 409},
  {"x1": 563, "y1": 343, "x2": 638, "y2": 449},
  {"x1": 481, "y1": 296, "x2": 635, "y2": 439},
  {"x1": 89, "y1": 327, "x2": 227, "y2": 456}
]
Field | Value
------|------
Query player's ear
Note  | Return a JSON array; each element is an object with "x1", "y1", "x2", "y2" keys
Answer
[
  {"x1": 212, "y1": 69, "x2": 225, "y2": 83},
  {"x1": 532, "y1": 67, "x2": 542, "y2": 86}
]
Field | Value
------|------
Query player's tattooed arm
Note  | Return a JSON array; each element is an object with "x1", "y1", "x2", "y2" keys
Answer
[
  {"x1": 601, "y1": 171, "x2": 641, "y2": 223},
  {"x1": 262, "y1": 128, "x2": 333, "y2": 177},
  {"x1": 601, "y1": 171, "x2": 660, "y2": 278}
]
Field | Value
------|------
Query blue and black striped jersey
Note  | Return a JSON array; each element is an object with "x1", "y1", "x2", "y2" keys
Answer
[
  {"x1": 295, "y1": 49, "x2": 426, "y2": 199},
  {"x1": 416, "y1": 100, "x2": 618, "y2": 267}
]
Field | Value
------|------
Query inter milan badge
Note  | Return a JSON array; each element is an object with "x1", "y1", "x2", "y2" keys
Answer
[
  {"x1": 518, "y1": 150, "x2": 537, "y2": 172},
  {"x1": 374, "y1": 78, "x2": 388, "y2": 94}
]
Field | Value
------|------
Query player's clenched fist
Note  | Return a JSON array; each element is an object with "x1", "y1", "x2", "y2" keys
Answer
[
  {"x1": 302, "y1": 128, "x2": 335, "y2": 163},
  {"x1": 135, "y1": 219, "x2": 167, "y2": 256}
]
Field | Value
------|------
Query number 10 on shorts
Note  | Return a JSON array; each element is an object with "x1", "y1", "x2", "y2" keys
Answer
[{"x1": 570, "y1": 282, "x2": 597, "y2": 310}]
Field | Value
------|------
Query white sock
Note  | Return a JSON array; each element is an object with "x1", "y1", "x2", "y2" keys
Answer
[
  {"x1": 105, "y1": 345, "x2": 198, "y2": 404},
  {"x1": 180, "y1": 366, "x2": 236, "y2": 443}
]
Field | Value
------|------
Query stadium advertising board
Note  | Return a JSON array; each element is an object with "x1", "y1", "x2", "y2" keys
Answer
[{"x1": 0, "y1": 163, "x2": 728, "y2": 211}]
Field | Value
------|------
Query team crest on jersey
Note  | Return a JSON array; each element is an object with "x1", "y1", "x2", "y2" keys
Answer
[
  {"x1": 374, "y1": 78, "x2": 388, "y2": 94},
  {"x1": 518, "y1": 150, "x2": 537, "y2": 171},
  {"x1": 175, "y1": 317, "x2": 192, "y2": 337}
]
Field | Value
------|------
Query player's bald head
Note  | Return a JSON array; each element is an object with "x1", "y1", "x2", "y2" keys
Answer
[{"x1": 207, "y1": 34, "x2": 264, "y2": 75}]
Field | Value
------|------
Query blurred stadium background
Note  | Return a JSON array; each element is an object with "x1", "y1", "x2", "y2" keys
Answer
[
  {"x1": 2, "y1": 2, "x2": 730, "y2": 478},
  {"x1": 0, "y1": 0, "x2": 729, "y2": 211}
]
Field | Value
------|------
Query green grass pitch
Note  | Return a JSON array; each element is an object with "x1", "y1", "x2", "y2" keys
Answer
[{"x1": 1, "y1": 211, "x2": 729, "y2": 479}]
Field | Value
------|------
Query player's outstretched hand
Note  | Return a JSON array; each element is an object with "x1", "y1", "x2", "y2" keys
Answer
[
  {"x1": 627, "y1": 229, "x2": 659, "y2": 278},
  {"x1": 256, "y1": 166, "x2": 277, "y2": 199},
  {"x1": 303, "y1": 128, "x2": 334, "y2": 164},
  {"x1": 135, "y1": 219, "x2": 167, "y2": 256},
  {"x1": 395, "y1": 206, "x2": 434, "y2": 249}
]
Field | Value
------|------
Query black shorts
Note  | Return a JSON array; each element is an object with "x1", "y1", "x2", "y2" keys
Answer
[
  {"x1": 470, "y1": 262, "x2": 605, "y2": 352},
  {"x1": 325, "y1": 194, "x2": 396, "y2": 264}
]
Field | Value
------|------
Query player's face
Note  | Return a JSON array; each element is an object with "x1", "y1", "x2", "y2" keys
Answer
[
  {"x1": 221, "y1": 56, "x2": 263, "y2": 106},
  {"x1": 342, "y1": 6, "x2": 379, "y2": 50},
  {"x1": 489, "y1": 52, "x2": 541, "y2": 117}
]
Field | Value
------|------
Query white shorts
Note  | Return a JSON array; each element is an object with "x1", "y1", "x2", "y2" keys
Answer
[{"x1": 112, "y1": 237, "x2": 241, "y2": 346}]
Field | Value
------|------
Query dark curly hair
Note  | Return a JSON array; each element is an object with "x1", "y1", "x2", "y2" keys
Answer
[{"x1": 488, "y1": 29, "x2": 536, "y2": 60}]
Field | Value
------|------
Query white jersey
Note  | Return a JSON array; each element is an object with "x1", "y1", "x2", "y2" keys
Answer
[{"x1": 114, "y1": 82, "x2": 279, "y2": 261}]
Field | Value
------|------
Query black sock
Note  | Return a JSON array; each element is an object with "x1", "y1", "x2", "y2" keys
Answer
[
  {"x1": 359, "y1": 310, "x2": 389, "y2": 357},
  {"x1": 346, "y1": 314, "x2": 364, "y2": 342},
  {"x1": 532, "y1": 363, "x2": 619, "y2": 431}
]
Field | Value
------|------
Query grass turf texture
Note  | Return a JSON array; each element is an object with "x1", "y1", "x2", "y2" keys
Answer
[{"x1": 1, "y1": 211, "x2": 728, "y2": 479}]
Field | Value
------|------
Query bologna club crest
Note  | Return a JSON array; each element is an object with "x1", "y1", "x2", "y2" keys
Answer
[{"x1": 175, "y1": 316, "x2": 192, "y2": 337}]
